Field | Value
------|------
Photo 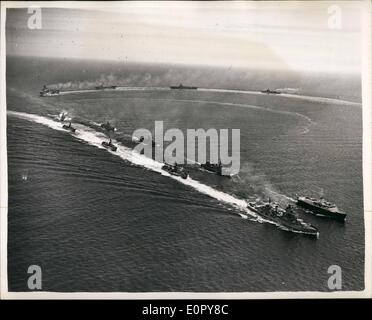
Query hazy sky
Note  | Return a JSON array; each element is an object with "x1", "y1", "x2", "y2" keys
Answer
[{"x1": 5, "y1": 1, "x2": 363, "y2": 74}]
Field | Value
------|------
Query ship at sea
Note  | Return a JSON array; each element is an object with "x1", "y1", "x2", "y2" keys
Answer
[
  {"x1": 162, "y1": 163, "x2": 188, "y2": 179},
  {"x1": 95, "y1": 85, "x2": 117, "y2": 90},
  {"x1": 200, "y1": 161, "x2": 223, "y2": 175},
  {"x1": 199, "y1": 161, "x2": 232, "y2": 177},
  {"x1": 261, "y1": 88, "x2": 281, "y2": 94},
  {"x1": 101, "y1": 139, "x2": 117, "y2": 152},
  {"x1": 40, "y1": 85, "x2": 60, "y2": 97},
  {"x1": 170, "y1": 83, "x2": 198, "y2": 90},
  {"x1": 100, "y1": 121, "x2": 116, "y2": 132},
  {"x1": 247, "y1": 201, "x2": 319, "y2": 238},
  {"x1": 296, "y1": 196, "x2": 347, "y2": 221}
]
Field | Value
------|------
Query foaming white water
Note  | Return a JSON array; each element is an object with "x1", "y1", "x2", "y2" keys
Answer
[
  {"x1": 278, "y1": 93, "x2": 361, "y2": 107},
  {"x1": 55, "y1": 87, "x2": 168, "y2": 95},
  {"x1": 8, "y1": 110, "x2": 257, "y2": 219},
  {"x1": 266, "y1": 189, "x2": 296, "y2": 203},
  {"x1": 47, "y1": 112, "x2": 72, "y2": 122},
  {"x1": 90, "y1": 120, "x2": 102, "y2": 126},
  {"x1": 10, "y1": 111, "x2": 67, "y2": 132},
  {"x1": 59, "y1": 89, "x2": 98, "y2": 95},
  {"x1": 276, "y1": 88, "x2": 300, "y2": 94},
  {"x1": 116, "y1": 86, "x2": 168, "y2": 91}
]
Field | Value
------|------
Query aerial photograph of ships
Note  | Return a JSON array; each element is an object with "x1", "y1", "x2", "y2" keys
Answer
[{"x1": 5, "y1": 2, "x2": 365, "y2": 293}]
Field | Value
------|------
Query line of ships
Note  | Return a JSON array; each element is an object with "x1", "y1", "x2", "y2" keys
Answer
[
  {"x1": 40, "y1": 84, "x2": 282, "y2": 97},
  {"x1": 52, "y1": 87, "x2": 345, "y2": 239}
]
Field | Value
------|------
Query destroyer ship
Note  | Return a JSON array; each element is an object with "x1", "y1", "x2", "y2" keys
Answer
[
  {"x1": 200, "y1": 161, "x2": 232, "y2": 177},
  {"x1": 40, "y1": 85, "x2": 60, "y2": 97},
  {"x1": 247, "y1": 201, "x2": 319, "y2": 238},
  {"x1": 170, "y1": 83, "x2": 198, "y2": 90},
  {"x1": 200, "y1": 161, "x2": 223, "y2": 175},
  {"x1": 296, "y1": 196, "x2": 346, "y2": 221},
  {"x1": 162, "y1": 163, "x2": 188, "y2": 179}
]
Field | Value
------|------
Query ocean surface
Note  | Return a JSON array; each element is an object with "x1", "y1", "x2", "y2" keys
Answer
[{"x1": 6, "y1": 57, "x2": 364, "y2": 292}]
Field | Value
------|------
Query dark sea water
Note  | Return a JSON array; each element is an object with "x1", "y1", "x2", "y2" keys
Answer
[{"x1": 6, "y1": 57, "x2": 364, "y2": 292}]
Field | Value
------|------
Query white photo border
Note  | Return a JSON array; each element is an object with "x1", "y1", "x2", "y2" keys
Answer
[{"x1": 0, "y1": 0, "x2": 371, "y2": 299}]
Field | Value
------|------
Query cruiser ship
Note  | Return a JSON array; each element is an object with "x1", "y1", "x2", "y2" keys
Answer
[
  {"x1": 247, "y1": 201, "x2": 319, "y2": 238},
  {"x1": 296, "y1": 196, "x2": 346, "y2": 221}
]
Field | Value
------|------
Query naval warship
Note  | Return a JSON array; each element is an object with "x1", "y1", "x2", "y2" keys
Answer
[
  {"x1": 200, "y1": 161, "x2": 223, "y2": 175},
  {"x1": 162, "y1": 163, "x2": 188, "y2": 179},
  {"x1": 100, "y1": 121, "x2": 116, "y2": 132},
  {"x1": 296, "y1": 196, "x2": 346, "y2": 221},
  {"x1": 261, "y1": 88, "x2": 281, "y2": 94},
  {"x1": 40, "y1": 85, "x2": 60, "y2": 97},
  {"x1": 170, "y1": 83, "x2": 198, "y2": 90},
  {"x1": 247, "y1": 201, "x2": 319, "y2": 238},
  {"x1": 95, "y1": 85, "x2": 117, "y2": 90}
]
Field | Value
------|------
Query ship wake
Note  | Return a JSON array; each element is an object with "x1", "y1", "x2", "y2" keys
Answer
[
  {"x1": 8, "y1": 110, "x2": 319, "y2": 236},
  {"x1": 8, "y1": 110, "x2": 261, "y2": 222}
]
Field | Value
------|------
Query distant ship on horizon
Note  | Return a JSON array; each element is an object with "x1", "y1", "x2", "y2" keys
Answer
[
  {"x1": 95, "y1": 85, "x2": 117, "y2": 90},
  {"x1": 170, "y1": 83, "x2": 198, "y2": 90},
  {"x1": 40, "y1": 84, "x2": 118, "y2": 97},
  {"x1": 261, "y1": 88, "x2": 281, "y2": 94}
]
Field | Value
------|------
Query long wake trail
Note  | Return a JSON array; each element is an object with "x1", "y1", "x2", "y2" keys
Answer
[
  {"x1": 40, "y1": 85, "x2": 361, "y2": 107},
  {"x1": 7, "y1": 110, "x2": 257, "y2": 221},
  {"x1": 54, "y1": 86, "x2": 361, "y2": 107}
]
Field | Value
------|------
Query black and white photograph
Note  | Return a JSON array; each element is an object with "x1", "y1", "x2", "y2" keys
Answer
[{"x1": 0, "y1": 1, "x2": 371, "y2": 299}]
